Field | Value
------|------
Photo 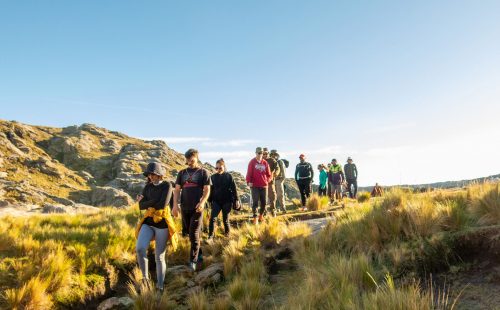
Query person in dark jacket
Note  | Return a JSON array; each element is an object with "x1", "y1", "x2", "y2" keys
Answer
[
  {"x1": 344, "y1": 157, "x2": 358, "y2": 198},
  {"x1": 135, "y1": 162, "x2": 173, "y2": 292},
  {"x1": 173, "y1": 149, "x2": 212, "y2": 272},
  {"x1": 208, "y1": 158, "x2": 238, "y2": 239},
  {"x1": 295, "y1": 154, "x2": 314, "y2": 211}
]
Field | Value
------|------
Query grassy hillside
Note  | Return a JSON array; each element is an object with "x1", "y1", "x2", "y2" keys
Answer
[{"x1": 1, "y1": 182, "x2": 499, "y2": 309}]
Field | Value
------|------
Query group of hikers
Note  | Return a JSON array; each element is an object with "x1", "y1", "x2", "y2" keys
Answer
[
  {"x1": 134, "y1": 147, "x2": 367, "y2": 291},
  {"x1": 246, "y1": 147, "x2": 360, "y2": 222}
]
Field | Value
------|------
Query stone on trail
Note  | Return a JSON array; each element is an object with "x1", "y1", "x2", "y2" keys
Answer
[
  {"x1": 194, "y1": 263, "x2": 224, "y2": 286},
  {"x1": 97, "y1": 296, "x2": 134, "y2": 310}
]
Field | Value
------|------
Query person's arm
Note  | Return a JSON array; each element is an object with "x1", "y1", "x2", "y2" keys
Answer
[
  {"x1": 274, "y1": 160, "x2": 280, "y2": 178},
  {"x1": 139, "y1": 187, "x2": 157, "y2": 210},
  {"x1": 172, "y1": 172, "x2": 182, "y2": 217},
  {"x1": 230, "y1": 175, "x2": 238, "y2": 202},
  {"x1": 155, "y1": 182, "x2": 173, "y2": 210},
  {"x1": 295, "y1": 165, "x2": 299, "y2": 181},
  {"x1": 172, "y1": 184, "x2": 181, "y2": 217},
  {"x1": 208, "y1": 175, "x2": 214, "y2": 203},
  {"x1": 196, "y1": 170, "x2": 212, "y2": 212},
  {"x1": 310, "y1": 163, "x2": 314, "y2": 181},
  {"x1": 196, "y1": 185, "x2": 211, "y2": 212},
  {"x1": 246, "y1": 160, "x2": 253, "y2": 186},
  {"x1": 354, "y1": 164, "x2": 358, "y2": 178},
  {"x1": 266, "y1": 161, "x2": 272, "y2": 181}
]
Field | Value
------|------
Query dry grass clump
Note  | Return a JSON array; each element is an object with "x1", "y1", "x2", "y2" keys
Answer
[{"x1": 305, "y1": 194, "x2": 329, "y2": 211}]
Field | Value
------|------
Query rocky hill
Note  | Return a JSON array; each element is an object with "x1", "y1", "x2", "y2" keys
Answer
[{"x1": 0, "y1": 120, "x2": 250, "y2": 214}]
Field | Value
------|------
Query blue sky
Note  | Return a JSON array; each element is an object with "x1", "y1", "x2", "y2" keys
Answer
[{"x1": 1, "y1": 1, "x2": 499, "y2": 186}]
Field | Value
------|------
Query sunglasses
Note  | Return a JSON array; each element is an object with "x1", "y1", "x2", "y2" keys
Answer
[
  {"x1": 215, "y1": 167, "x2": 223, "y2": 170},
  {"x1": 256, "y1": 152, "x2": 263, "y2": 154}
]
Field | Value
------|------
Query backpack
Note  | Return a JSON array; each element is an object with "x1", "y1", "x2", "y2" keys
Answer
[{"x1": 281, "y1": 159, "x2": 290, "y2": 168}]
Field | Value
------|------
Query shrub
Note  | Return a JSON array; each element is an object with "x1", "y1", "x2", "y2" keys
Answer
[
  {"x1": 470, "y1": 183, "x2": 500, "y2": 225},
  {"x1": 306, "y1": 194, "x2": 329, "y2": 211},
  {"x1": 358, "y1": 191, "x2": 371, "y2": 203}
]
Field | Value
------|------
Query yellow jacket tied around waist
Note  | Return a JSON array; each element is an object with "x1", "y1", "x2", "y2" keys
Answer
[{"x1": 135, "y1": 206, "x2": 178, "y2": 251}]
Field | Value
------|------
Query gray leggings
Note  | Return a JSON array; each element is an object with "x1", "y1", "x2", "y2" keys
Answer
[{"x1": 136, "y1": 224, "x2": 169, "y2": 288}]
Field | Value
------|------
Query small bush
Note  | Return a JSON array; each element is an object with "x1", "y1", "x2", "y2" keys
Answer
[
  {"x1": 470, "y1": 183, "x2": 500, "y2": 225},
  {"x1": 291, "y1": 198, "x2": 302, "y2": 207},
  {"x1": 306, "y1": 194, "x2": 329, "y2": 211},
  {"x1": 3, "y1": 276, "x2": 53, "y2": 310},
  {"x1": 357, "y1": 191, "x2": 371, "y2": 203}
]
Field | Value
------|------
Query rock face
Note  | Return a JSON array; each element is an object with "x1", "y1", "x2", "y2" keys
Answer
[{"x1": 0, "y1": 120, "x2": 250, "y2": 214}]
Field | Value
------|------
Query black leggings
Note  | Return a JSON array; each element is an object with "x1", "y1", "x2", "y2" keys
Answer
[
  {"x1": 181, "y1": 209, "x2": 203, "y2": 263},
  {"x1": 209, "y1": 201, "x2": 231, "y2": 236},
  {"x1": 297, "y1": 180, "x2": 312, "y2": 206},
  {"x1": 347, "y1": 179, "x2": 358, "y2": 198}
]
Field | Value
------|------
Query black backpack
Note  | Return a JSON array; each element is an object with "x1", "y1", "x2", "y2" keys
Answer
[{"x1": 281, "y1": 159, "x2": 290, "y2": 168}]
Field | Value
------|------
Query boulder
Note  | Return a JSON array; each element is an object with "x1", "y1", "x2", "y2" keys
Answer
[
  {"x1": 42, "y1": 203, "x2": 69, "y2": 214},
  {"x1": 194, "y1": 263, "x2": 224, "y2": 286},
  {"x1": 73, "y1": 203, "x2": 100, "y2": 213},
  {"x1": 101, "y1": 138, "x2": 121, "y2": 153},
  {"x1": 61, "y1": 125, "x2": 79, "y2": 135},
  {"x1": 80, "y1": 123, "x2": 108, "y2": 137},
  {"x1": 89, "y1": 186, "x2": 134, "y2": 207},
  {"x1": 26, "y1": 157, "x2": 64, "y2": 178},
  {"x1": 97, "y1": 297, "x2": 134, "y2": 310}
]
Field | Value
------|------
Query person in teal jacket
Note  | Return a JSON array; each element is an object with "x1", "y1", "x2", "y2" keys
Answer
[{"x1": 318, "y1": 164, "x2": 328, "y2": 196}]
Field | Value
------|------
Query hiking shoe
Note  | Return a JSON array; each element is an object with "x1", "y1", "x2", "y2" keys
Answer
[
  {"x1": 189, "y1": 262, "x2": 197, "y2": 272},
  {"x1": 252, "y1": 217, "x2": 258, "y2": 224},
  {"x1": 258, "y1": 214, "x2": 264, "y2": 222}
]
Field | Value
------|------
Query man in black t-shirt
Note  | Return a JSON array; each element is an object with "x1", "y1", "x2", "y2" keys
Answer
[{"x1": 173, "y1": 149, "x2": 212, "y2": 272}]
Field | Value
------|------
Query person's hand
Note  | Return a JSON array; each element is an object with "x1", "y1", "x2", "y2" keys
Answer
[
  {"x1": 248, "y1": 183, "x2": 253, "y2": 188},
  {"x1": 136, "y1": 195, "x2": 144, "y2": 202},
  {"x1": 172, "y1": 205, "x2": 180, "y2": 218},
  {"x1": 195, "y1": 201, "x2": 205, "y2": 213}
]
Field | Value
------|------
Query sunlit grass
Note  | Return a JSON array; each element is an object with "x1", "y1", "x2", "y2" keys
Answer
[{"x1": 1, "y1": 182, "x2": 498, "y2": 309}]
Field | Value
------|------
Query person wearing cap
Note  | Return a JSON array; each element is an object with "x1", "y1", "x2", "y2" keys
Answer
[
  {"x1": 272, "y1": 150, "x2": 287, "y2": 214},
  {"x1": 344, "y1": 157, "x2": 358, "y2": 199},
  {"x1": 173, "y1": 149, "x2": 212, "y2": 272},
  {"x1": 135, "y1": 162, "x2": 177, "y2": 292},
  {"x1": 318, "y1": 164, "x2": 328, "y2": 197},
  {"x1": 263, "y1": 148, "x2": 280, "y2": 217},
  {"x1": 295, "y1": 154, "x2": 314, "y2": 211},
  {"x1": 246, "y1": 147, "x2": 272, "y2": 224},
  {"x1": 328, "y1": 159, "x2": 344, "y2": 203}
]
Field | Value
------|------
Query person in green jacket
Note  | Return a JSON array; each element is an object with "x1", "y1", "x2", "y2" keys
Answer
[{"x1": 317, "y1": 164, "x2": 328, "y2": 197}]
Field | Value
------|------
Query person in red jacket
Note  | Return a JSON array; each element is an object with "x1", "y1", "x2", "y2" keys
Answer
[{"x1": 246, "y1": 147, "x2": 272, "y2": 224}]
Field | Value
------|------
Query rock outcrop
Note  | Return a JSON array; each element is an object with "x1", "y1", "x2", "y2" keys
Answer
[{"x1": 0, "y1": 120, "x2": 250, "y2": 214}]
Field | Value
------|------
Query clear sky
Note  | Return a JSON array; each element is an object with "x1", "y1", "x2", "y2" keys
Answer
[{"x1": 1, "y1": 1, "x2": 499, "y2": 186}]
